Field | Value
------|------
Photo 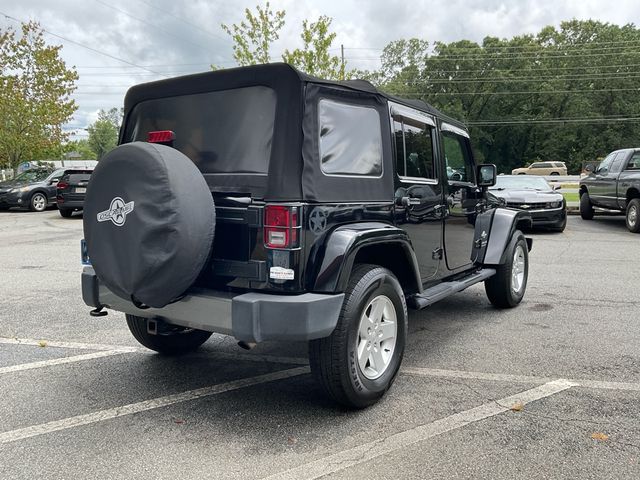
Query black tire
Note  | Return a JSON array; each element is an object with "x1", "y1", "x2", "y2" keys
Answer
[
  {"x1": 550, "y1": 172, "x2": 560, "y2": 176},
  {"x1": 126, "y1": 314, "x2": 212, "y2": 355},
  {"x1": 517, "y1": 173, "x2": 526, "y2": 175},
  {"x1": 626, "y1": 198, "x2": 640, "y2": 233},
  {"x1": 580, "y1": 192, "x2": 594, "y2": 220},
  {"x1": 485, "y1": 231, "x2": 528, "y2": 309},
  {"x1": 59, "y1": 208, "x2": 73, "y2": 218},
  {"x1": 29, "y1": 192, "x2": 47, "y2": 212},
  {"x1": 309, "y1": 264, "x2": 408, "y2": 409}
]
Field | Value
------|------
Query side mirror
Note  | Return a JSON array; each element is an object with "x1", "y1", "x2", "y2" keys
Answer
[
  {"x1": 584, "y1": 164, "x2": 593, "y2": 173},
  {"x1": 50, "y1": 178, "x2": 60, "y2": 185},
  {"x1": 477, "y1": 164, "x2": 497, "y2": 187},
  {"x1": 553, "y1": 184, "x2": 562, "y2": 191}
]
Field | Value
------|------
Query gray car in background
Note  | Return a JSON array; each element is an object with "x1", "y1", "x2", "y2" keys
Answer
[{"x1": 0, "y1": 168, "x2": 64, "y2": 212}]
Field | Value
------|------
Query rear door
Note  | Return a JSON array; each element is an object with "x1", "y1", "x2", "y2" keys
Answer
[
  {"x1": 391, "y1": 103, "x2": 443, "y2": 281},
  {"x1": 441, "y1": 124, "x2": 479, "y2": 271},
  {"x1": 591, "y1": 153, "x2": 620, "y2": 208}
]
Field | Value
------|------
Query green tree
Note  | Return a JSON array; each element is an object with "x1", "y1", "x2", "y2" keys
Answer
[
  {"x1": 0, "y1": 21, "x2": 78, "y2": 172},
  {"x1": 282, "y1": 16, "x2": 351, "y2": 79},
  {"x1": 220, "y1": 2, "x2": 285, "y2": 66},
  {"x1": 87, "y1": 108, "x2": 121, "y2": 160},
  {"x1": 64, "y1": 139, "x2": 96, "y2": 160}
]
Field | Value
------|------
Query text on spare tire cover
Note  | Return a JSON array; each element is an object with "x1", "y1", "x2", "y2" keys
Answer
[{"x1": 97, "y1": 197, "x2": 135, "y2": 227}]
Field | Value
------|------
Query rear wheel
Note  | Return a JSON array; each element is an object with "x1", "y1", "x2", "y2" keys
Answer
[
  {"x1": 626, "y1": 198, "x2": 640, "y2": 233},
  {"x1": 29, "y1": 192, "x2": 47, "y2": 212},
  {"x1": 550, "y1": 172, "x2": 560, "y2": 176},
  {"x1": 580, "y1": 192, "x2": 594, "y2": 220},
  {"x1": 59, "y1": 208, "x2": 73, "y2": 218},
  {"x1": 309, "y1": 264, "x2": 407, "y2": 409},
  {"x1": 126, "y1": 314, "x2": 212, "y2": 355},
  {"x1": 485, "y1": 231, "x2": 528, "y2": 308}
]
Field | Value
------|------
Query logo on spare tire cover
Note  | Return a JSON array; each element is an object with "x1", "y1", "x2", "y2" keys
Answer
[{"x1": 97, "y1": 197, "x2": 135, "y2": 227}]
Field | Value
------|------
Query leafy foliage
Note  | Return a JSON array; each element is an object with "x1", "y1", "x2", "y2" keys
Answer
[
  {"x1": 282, "y1": 16, "x2": 351, "y2": 80},
  {"x1": 87, "y1": 108, "x2": 122, "y2": 160},
  {"x1": 0, "y1": 21, "x2": 78, "y2": 171},
  {"x1": 371, "y1": 21, "x2": 640, "y2": 173},
  {"x1": 220, "y1": 2, "x2": 285, "y2": 66}
]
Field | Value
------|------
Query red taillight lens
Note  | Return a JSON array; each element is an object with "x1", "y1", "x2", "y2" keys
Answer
[
  {"x1": 264, "y1": 205, "x2": 299, "y2": 249},
  {"x1": 147, "y1": 130, "x2": 175, "y2": 144},
  {"x1": 56, "y1": 182, "x2": 69, "y2": 190}
]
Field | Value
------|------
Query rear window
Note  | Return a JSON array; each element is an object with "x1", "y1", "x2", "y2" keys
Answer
[
  {"x1": 124, "y1": 86, "x2": 277, "y2": 175},
  {"x1": 65, "y1": 173, "x2": 91, "y2": 183}
]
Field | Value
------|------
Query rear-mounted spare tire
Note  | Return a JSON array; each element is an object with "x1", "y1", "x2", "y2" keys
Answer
[{"x1": 83, "y1": 142, "x2": 215, "y2": 308}]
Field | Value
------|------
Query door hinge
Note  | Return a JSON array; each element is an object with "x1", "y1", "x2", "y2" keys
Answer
[{"x1": 432, "y1": 247, "x2": 443, "y2": 260}]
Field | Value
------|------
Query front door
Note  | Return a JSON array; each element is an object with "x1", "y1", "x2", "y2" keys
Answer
[
  {"x1": 441, "y1": 126, "x2": 479, "y2": 271},
  {"x1": 391, "y1": 108, "x2": 443, "y2": 282}
]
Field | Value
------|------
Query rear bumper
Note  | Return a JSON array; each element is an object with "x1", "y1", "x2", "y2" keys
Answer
[{"x1": 81, "y1": 267, "x2": 344, "y2": 343}]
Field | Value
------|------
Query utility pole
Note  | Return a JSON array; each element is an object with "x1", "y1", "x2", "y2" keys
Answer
[{"x1": 340, "y1": 44, "x2": 345, "y2": 80}]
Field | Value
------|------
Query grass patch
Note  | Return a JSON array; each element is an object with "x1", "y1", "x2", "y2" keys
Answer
[{"x1": 563, "y1": 192, "x2": 579, "y2": 202}]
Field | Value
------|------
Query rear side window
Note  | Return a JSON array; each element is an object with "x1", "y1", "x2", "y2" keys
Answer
[
  {"x1": 318, "y1": 99, "x2": 383, "y2": 176},
  {"x1": 124, "y1": 86, "x2": 277, "y2": 175},
  {"x1": 627, "y1": 152, "x2": 640, "y2": 170},
  {"x1": 393, "y1": 117, "x2": 435, "y2": 179}
]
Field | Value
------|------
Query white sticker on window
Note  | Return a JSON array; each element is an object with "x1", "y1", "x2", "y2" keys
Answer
[{"x1": 270, "y1": 267, "x2": 295, "y2": 281}]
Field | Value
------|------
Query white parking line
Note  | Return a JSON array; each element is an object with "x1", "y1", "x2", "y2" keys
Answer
[
  {"x1": 0, "y1": 350, "x2": 129, "y2": 375},
  {"x1": 402, "y1": 366, "x2": 640, "y2": 392},
  {"x1": 263, "y1": 379, "x2": 576, "y2": 480},
  {"x1": 0, "y1": 336, "x2": 309, "y2": 365},
  {"x1": 0, "y1": 366, "x2": 309, "y2": 444}
]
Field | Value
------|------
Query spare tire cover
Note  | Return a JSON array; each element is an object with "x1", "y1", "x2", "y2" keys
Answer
[{"x1": 83, "y1": 142, "x2": 215, "y2": 308}]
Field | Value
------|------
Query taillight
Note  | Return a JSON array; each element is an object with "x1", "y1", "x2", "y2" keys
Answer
[
  {"x1": 264, "y1": 205, "x2": 299, "y2": 249},
  {"x1": 56, "y1": 182, "x2": 69, "y2": 190},
  {"x1": 147, "y1": 130, "x2": 175, "y2": 144}
]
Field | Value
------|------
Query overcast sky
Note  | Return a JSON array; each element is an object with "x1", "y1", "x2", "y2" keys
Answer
[{"x1": 2, "y1": 0, "x2": 640, "y2": 138}]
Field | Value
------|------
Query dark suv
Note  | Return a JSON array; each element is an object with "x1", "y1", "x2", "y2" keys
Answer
[
  {"x1": 81, "y1": 64, "x2": 532, "y2": 408},
  {"x1": 0, "y1": 168, "x2": 62, "y2": 211},
  {"x1": 56, "y1": 169, "x2": 93, "y2": 217}
]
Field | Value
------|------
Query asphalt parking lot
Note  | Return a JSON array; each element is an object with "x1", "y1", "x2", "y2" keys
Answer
[{"x1": 1, "y1": 209, "x2": 639, "y2": 479}]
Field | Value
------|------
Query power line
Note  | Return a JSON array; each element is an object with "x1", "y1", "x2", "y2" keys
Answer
[
  {"x1": 385, "y1": 87, "x2": 640, "y2": 97},
  {"x1": 136, "y1": 0, "x2": 230, "y2": 44},
  {"x1": 0, "y1": 11, "x2": 167, "y2": 77},
  {"x1": 467, "y1": 116, "x2": 640, "y2": 126},
  {"x1": 94, "y1": 0, "x2": 213, "y2": 55}
]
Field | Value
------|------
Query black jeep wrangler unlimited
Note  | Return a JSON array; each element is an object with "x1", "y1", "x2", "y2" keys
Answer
[{"x1": 81, "y1": 63, "x2": 532, "y2": 408}]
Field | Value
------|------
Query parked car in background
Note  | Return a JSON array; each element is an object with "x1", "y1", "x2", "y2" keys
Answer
[
  {"x1": 0, "y1": 168, "x2": 64, "y2": 212},
  {"x1": 489, "y1": 175, "x2": 566, "y2": 232},
  {"x1": 511, "y1": 161, "x2": 567, "y2": 176},
  {"x1": 579, "y1": 148, "x2": 640, "y2": 232},
  {"x1": 56, "y1": 169, "x2": 93, "y2": 218}
]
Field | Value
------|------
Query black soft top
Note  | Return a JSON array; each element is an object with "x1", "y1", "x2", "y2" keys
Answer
[{"x1": 122, "y1": 63, "x2": 467, "y2": 201}]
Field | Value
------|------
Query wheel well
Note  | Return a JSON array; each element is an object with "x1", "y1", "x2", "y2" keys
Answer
[
  {"x1": 515, "y1": 218, "x2": 532, "y2": 231},
  {"x1": 353, "y1": 243, "x2": 420, "y2": 295},
  {"x1": 626, "y1": 188, "x2": 640, "y2": 202}
]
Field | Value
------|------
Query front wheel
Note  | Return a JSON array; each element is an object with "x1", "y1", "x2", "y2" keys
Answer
[
  {"x1": 485, "y1": 231, "x2": 529, "y2": 308},
  {"x1": 29, "y1": 192, "x2": 47, "y2": 212},
  {"x1": 309, "y1": 264, "x2": 407, "y2": 409},
  {"x1": 126, "y1": 314, "x2": 212, "y2": 355},
  {"x1": 580, "y1": 192, "x2": 594, "y2": 220},
  {"x1": 626, "y1": 198, "x2": 640, "y2": 233}
]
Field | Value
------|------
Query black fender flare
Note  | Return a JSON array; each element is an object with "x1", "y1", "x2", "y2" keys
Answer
[
  {"x1": 480, "y1": 208, "x2": 532, "y2": 265},
  {"x1": 310, "y1": 222, "x2": 421, "y2": 293}
]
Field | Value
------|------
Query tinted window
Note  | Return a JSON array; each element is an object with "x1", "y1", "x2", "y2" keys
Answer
[
  {"x1": 67, "y1": 174, "x2": 91, "y2": 183},
  {"x1": 124, "y1": 86, "x2": 277, "y2": 174},
  {"x1": 610, "y1": 152, "x2": 627, "y2": 174},
  {"x1": 443, "y1": 132, "x2": 474, "y2": 183},
  {"x1": 394, "y1": 117, "x2": 435, "y2": 179},
  {"x1": 318, "y1": 99, "x2": 383, "y2": 176},
  {"x1": 530, "y1": 163, "x2": 543, "y2": 168},
  {"x1": 597, "y1": 153, "x2": 616, "y2": 173}
]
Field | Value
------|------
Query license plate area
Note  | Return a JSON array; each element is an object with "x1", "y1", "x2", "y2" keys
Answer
[{"x1": 75, "y1": 187, "x2": 86, "y2": 193}]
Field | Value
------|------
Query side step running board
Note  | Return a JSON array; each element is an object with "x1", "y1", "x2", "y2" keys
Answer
[{"x1": 407, "y1": 268, "x2": 496, "y2": 310}]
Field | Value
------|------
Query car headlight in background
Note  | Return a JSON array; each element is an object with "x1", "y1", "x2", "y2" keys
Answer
[
  {"x1": 9, "y1": 187, "x2": 30, "y2": 193},
  {"x1": 546, "y1": 201, "x2": 562, "y2": 209}
]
